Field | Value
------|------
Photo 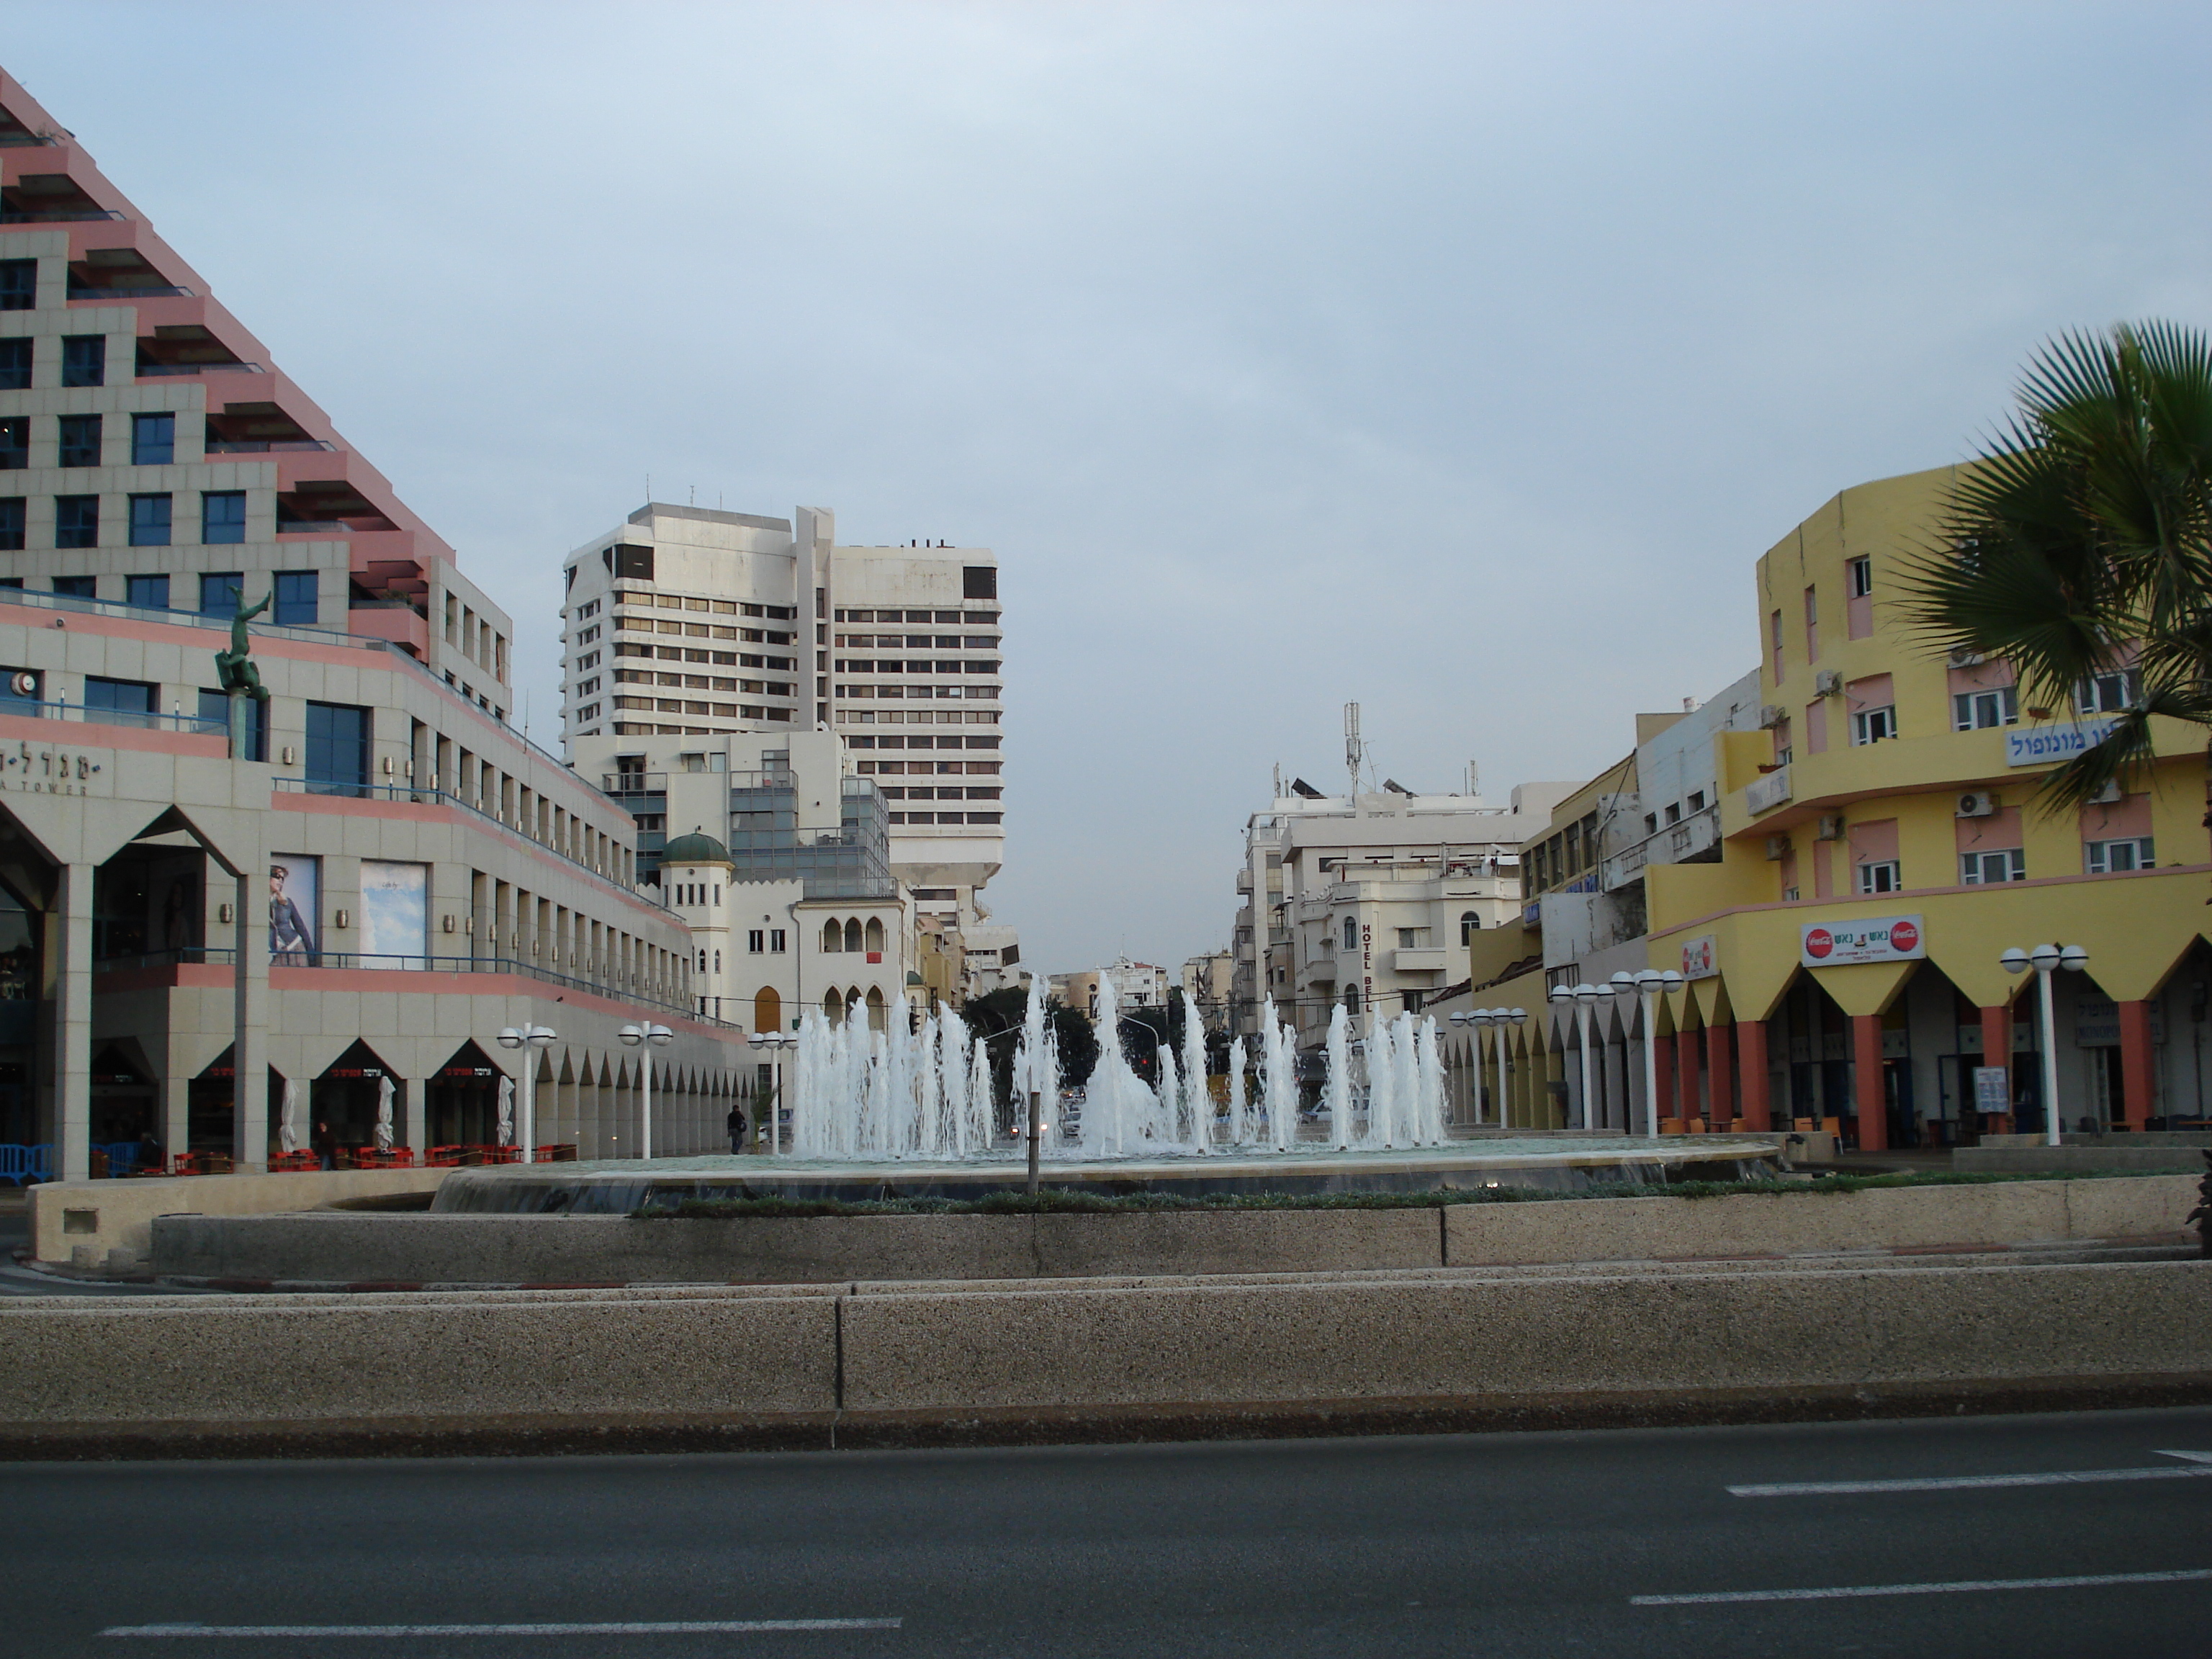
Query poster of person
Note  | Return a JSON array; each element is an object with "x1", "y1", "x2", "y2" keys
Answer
[
  {"x1": 269, "y1": 857, "x2": 318, "y2": 966},
  {"x1": 359, "y1": 860, "x2": 429, "y2": 968}
]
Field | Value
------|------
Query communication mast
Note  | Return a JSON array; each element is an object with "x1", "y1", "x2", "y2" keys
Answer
[{"x1": 1344, "y1": 702, "x2": 1362, "y2": 798}]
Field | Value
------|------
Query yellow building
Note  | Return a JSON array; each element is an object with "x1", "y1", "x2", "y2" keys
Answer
[{"x1": 1632, "y1": 464, "x2": 2209, "y2": 1147}]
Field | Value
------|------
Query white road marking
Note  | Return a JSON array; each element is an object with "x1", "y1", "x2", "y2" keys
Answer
[
  {"x1": 1730, "y1": 1465, "x2": 2212, "y2": 1496},
  {"x1": 1634, "y1": 1568, "x2": 2212, "y2": 1606},
  {"x1": 102, "y1": 1619, "x2": 900, "y2": 1639}
]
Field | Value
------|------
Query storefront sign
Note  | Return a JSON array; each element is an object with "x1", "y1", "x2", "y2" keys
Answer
[
  {"x1": 2074, "y1": 996, "x2": 2164, "y2": 1048},
  {"x1": 1801, "y1": 914, "x2": 1924, "y2": 966},
  {"x1": 2006, "y1": 719, "x2": 2117, "y2": 768},
  {"x1": 1678, "y1": 935, "x2": 1717, "y2": 980}
]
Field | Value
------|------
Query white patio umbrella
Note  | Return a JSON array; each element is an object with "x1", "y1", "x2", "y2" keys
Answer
[
  {"x1": 375, "y1": 1075, "x2": 395, "y2": 1151},
  {"x1": 496, "y1": 1076, "x2": 515, "y2": 1146},
  {"x1": 277, "y1": 1079, "x2": 300, "y2": 1155}
]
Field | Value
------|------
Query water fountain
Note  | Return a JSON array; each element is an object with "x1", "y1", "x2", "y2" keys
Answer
[{"x1": 436, "y1": 975, "x2": 1784, "y2": 1213}]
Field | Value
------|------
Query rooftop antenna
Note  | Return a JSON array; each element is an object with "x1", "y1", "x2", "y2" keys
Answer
[
  {"x1": 1344, "y1": 701, "x2": 1362, "y2": 799},
  {"x1": 1466, "y1": 757, "x2": 1480, "y2": 799},
  {"x1": 1272, "y1": 762, "x2": 1282, "y2": 799}
]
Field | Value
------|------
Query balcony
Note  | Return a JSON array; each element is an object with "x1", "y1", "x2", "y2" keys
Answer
[
  {"x1": 1388, "y1": 948, "x2": 1449, "y2": 974},
  {"x1": 207, "y1": 438, "x2": 333, "y2": 454}
]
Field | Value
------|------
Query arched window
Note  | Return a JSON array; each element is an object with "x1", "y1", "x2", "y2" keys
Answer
[
  {"x1": 757, "y1": 986, "x2": 783, "y2": 1033},
  {"x1": 822, "y1": 986, "x2": 842, "y2": 1020},
  {"x1": 865, "y1": 984, "x2": 886, "y2": 1031},
  {"x1": 1341, "y1": 917, "x2": 1357, "y2": 952},
  {"x1": 863, "y1": 917, "x2": 885, "y2": 954},
  {"x1": 1344, "y1": 986, "x2": 1359, "y2": 1016},
  {"x1": 1460, "y1": 910, "x2": 1480, "y2": 944},
  {"x1": 822, "y1": 919, "x2": 843, "y2": 953},
  {"x1": 698, "y1": 950, "x2": 708, "y2": 972},
  {"x1": 844, "y1": 917, "x2": 863, "y2": 953}
]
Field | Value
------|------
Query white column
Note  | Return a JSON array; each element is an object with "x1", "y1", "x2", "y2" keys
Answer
[
  {"x1": 232, "y1": 869, "x2": 269, "y2": 1171},
  {"x1": 54, "y1": 861, "x2": 94, "y2": 1182}
]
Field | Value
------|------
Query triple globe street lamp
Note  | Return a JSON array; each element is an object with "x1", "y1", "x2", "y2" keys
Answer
[
  {"x1": 747, "y1": 1028, "x2": 797, "y2": 1156},
  {"x1": 619, "y1": 1022, "x2": 673, "y2": 1160},
  {"x1": 495, "y1": 1025, "x2": 555, "y2": 1163},
  {"x1": 1447, "y1": 1007, "x2": 1527, "y2": 1125},
  {"x1": 2001, "y1": 943, "x2": 2090, "y2": 1148}
]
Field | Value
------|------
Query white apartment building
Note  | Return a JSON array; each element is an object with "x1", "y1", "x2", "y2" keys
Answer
[
  {"x1": 1231, "y1": 781, "x2": 1580, "y2": 1058},
  {"x1": 569, "y1": 726, "x2": 915, "y2": 1035},
  {"x1": 558, "y1": 503, "x2": 1012, "y2": 993}
]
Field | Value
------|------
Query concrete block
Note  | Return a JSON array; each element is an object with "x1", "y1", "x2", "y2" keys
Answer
[
  {"x1": 0, "y1": 1291, "x2": 837, "y2": 1426},
  {"x1": 30, "y1": 1168, "x2": 455, "y2": 1263},
  {"x1": 1954, "y1": 1146, "x2": 2209, "y2": 1174},
  {"x1": 2061, "y1": 1174, "x2": 2198, "y2": 1241},
  {"x1": 1028, "y1": 1208, "x2": 1439, "y2": 1277}
]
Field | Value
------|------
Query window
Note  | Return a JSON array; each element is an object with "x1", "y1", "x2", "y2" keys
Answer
[
  {"x1": 1396, "y1": 927, "x2": 1431, "y2": 949},
  {"x1": 2086, "y1": 836, "x2": 2154, "y2": 875},
  {"x1": 0, "y1": 417, "x2": 24, "y2": 470},
  {"x1": 53, "y1": 495, "x2": 97, "y2": 549},
  {"x1": 0, "y1": 338, "x2": 29, "y2": 390},
  {"x1": 127, "y1": 574, "x2": 169, "y2": 610},
  {"x1": 1954, "y1": 687, "x2": 2018, "y2": 731},
  {"x1": 1847, "y1": 556, "x2": 1872, "y2": 598},
  {"x1": 0, "y1": 258, "x2": 32, "y2": 310},
  {"x1": 748, "y1": 929, "x2": 765, "y2": 954},
  {"x1": 1851, "y1": 704, "x2": 1897, "y2": 745},
  {"x1": 2077, "y1": 670, "x2": 2141, "y2": 714},
  {"x1": 59, "y1": 335, "x2": 104, "y2": 387},
  {"x1": 82, "y1": 675, "x2": 154, "y2": 727},
  {"x1": 963, "y1": 565, "x2": 997, "y2": 600},
  {"x1": 201, "y1": 490, "x2": 246, "y2": 544},
  {"x1": 1664, "y1": 802, "x2": 1681, "y2": 824},
  {"x1": 303, "y1": 701, "x2": 371, "y2": 796},
  {"x1": 51, "y1": 576, "x2": 94, "y2": 598},
  {"x1": 272, "y1": 570, "x2": 317, "y2": 626},
  {"x1": 199, "y1": 572, "x2": 243, "y2": 616},
  {"x1": 1341, "y1": 917, "x2": 1357, "y2": 951},
  {"x1": 1687, "y1": 791, "x2": 1705, "y2": 812},
  {"x1": 1856, "y1": 860, "x2": 1902, "y2": 895},
  {"x1": 770, "y1": 928, "x2": 786, "y2": 953},
  {"x1": 1642, "y1": 812, "x2": 1658, "y2": 835},
  {"x1": 127, "y1": 493, "x2": 171, "y2": 547},
  {"x1": 1460, "y1": 910, "x2": 1480, "y2": 943},
  {"x1": 0, "y1": 498, "x2": 21, "y2": 551},
  {"x1": 1961, "y1": 849, "x2": 2026, "y2": 885},
  {"x1": 604, "y1": 542, "x2": 654, "y2": 580},
  {"x1": 1344, "y1": 986, "x2": 1359, "y2": 1016},
  {"x1": 130, "y1": 412, "x2": 174, "y2": 466},
  {"x1": 199, "y1": 688, "x2": 264, "y2": 760},
  {"x1": 56, "y1": 413, "x2": 101, "y2": 468}
]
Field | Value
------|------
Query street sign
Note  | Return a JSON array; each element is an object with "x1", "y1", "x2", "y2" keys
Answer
[{"x1": 1972, "y1": 1066, "x2": 2010, "y2": 1112}]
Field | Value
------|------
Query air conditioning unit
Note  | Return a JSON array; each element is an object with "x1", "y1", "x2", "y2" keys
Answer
[
  {"x1": 1758, "y1": 703, "x2": 1786, "y2": 729},
  {"x1": 2089, "y1": 779, "x2": 2124, "y2": 804},
  {"x1": 1947, "y1": 647, "x2": 1986, "y2": 668},
  {"x1": 1764, "y1": 835, "x2": 1790, "y2": 861},
  {"x1": 1813, "y1": 670, "x2": 1844, "y2": 697},
  {"x1": 1815, "y1": 814, "x2": 1846, "y2": 842},
  {"x1": 1956, "y1": 791, "x2": 1998, "y2": 819}
]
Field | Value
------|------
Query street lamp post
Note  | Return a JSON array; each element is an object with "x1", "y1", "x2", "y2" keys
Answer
[
  {"x1": 619, "y1": 1021, "x2": 674, "y2": 1160},
  {"x1": 495, "y1": 1025, "x2": 555, "y2": 1163},
  {"x1": 1618, "y1": 968, "x2": 1681, "y2": 1138},
  {"x1": 747, "y1": 1030, "x2": 796, "y2": 1155},
  {"x1": 2001, "y1": 944, "x2": 2090, "y2": 1148},
  {"x1": 1573, "y1": 983, "x2": 1605, "y2": 1130}
]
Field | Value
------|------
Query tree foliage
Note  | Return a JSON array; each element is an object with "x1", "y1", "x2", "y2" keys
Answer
[{"x1": 1898, "y1": 320, "x2": 2212, "y2": 809}]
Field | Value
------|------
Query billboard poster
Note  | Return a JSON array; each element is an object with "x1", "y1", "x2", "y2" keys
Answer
[
  {"x1": 269, "y1": 856, "x2": 319, "y2": 966},
  {"x1": 359, "y1": 860, "x2": 430, "y2": 968},
  {"x1": 1801, "y1": 914, "x2": 1923, "y2": 967}
]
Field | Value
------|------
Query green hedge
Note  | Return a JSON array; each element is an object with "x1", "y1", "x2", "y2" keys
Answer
[{"x1": 634, "y1": 1167, "x2": 2172, "y2": 1221}]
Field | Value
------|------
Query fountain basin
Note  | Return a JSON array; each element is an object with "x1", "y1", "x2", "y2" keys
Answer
[{"x1": 432, "y1": 1137, "x2": 1786, "y2": 1214}]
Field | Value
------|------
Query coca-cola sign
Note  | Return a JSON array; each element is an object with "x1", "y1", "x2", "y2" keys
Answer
[{"x1": 1801, "y1": 915, "x2": 1925, "y2": 967}]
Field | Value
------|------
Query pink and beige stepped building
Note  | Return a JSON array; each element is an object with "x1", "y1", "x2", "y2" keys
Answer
[{"x1": 0, "y1": 67, "x2": 751, "y2": 1179}]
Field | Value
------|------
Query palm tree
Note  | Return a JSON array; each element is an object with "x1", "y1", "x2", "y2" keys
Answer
[{"x1": 1899, "y1": 320, "x2": 2212, "y2": 810}]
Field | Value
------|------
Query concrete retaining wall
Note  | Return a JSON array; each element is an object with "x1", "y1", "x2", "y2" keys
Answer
[
  {"x1": 1953, "y1": 1145, "x2": 2211, "y2": 1174},
  {"x1": 0, "y1": 1259, "x2": 2205, "y2": 1452},
  {"x1": 145, "y1": 1175, "x2": 2198, "y2": 1285},
  {"x1": 29, "y1": 1169, "x2": 454, "y2": 1264}
]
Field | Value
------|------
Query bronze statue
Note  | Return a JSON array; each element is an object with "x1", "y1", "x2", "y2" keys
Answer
[{"x1": 215, "y1": 587, "x2": 272, "y2": 703}]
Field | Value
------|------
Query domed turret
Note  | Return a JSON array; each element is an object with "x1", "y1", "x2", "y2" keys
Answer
[{"x1": 659, "y1": 827, "x2": 732, "y2": 867}]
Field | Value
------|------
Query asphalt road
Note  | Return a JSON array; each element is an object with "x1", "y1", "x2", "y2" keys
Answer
[{"x1": 4, "y1": 1407, "x2": 2208, "y2": 1658}]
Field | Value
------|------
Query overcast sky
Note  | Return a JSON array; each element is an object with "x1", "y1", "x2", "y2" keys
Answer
[{"x1": 5, "y1": 3, "x2": 2208, "y2": 975}]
